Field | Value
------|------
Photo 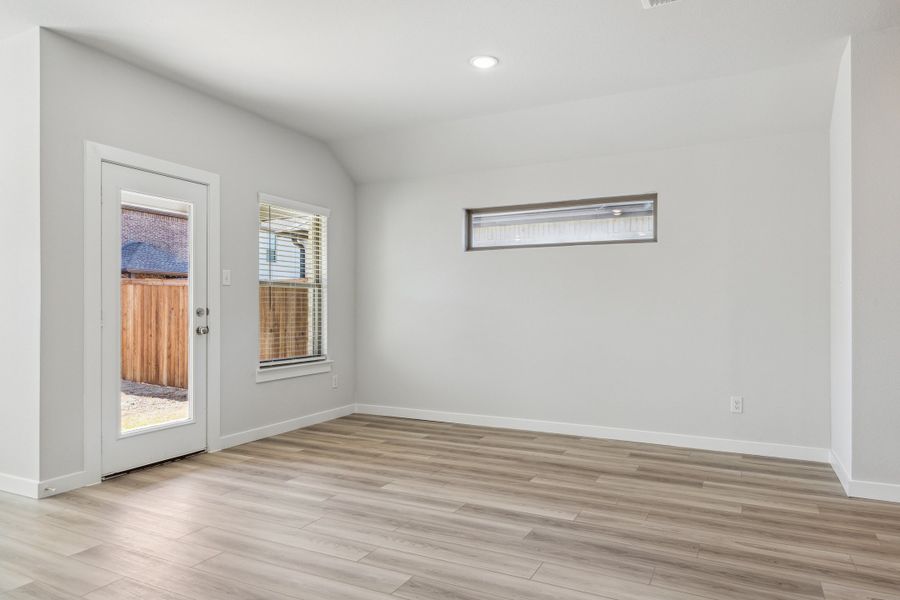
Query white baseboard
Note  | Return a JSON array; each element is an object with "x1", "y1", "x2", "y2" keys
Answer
[
  {"x1": 848, "y1": 478, "x2": 900, "y2": 504},
  {"x1": 353, "y1": 404, "x2": 832, "y2": 463},
  {"x1": 0, "y1": 472, "x2": 39, "y2": 498},
  {"x1": 37, "y1": 470, "x2": 97, "y2": 499},
  {"x1": 11, "y1": 402, "x2": 899, "y2": 505},
  {"x1": 829, "y1": 451, "x2": 852, "y2": 495},
  {"x1": 0, "y1": 470, "x2": 94, "y2": 499},
  {"x1": 829, "y1": 451, "x2": 900, "y2": 503},
  {"x1": 211, "y1": 403, "x2": 355, "y2": 452}
]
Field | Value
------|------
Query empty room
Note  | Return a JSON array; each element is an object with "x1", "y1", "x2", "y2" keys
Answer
[{"x1": 1, "y1": 0, "x2": 900, "y2": 598}]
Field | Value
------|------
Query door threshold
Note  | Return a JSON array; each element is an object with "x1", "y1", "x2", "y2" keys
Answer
[{"x1": 102, "y1": 449, "x2": 206, "y2": 480}]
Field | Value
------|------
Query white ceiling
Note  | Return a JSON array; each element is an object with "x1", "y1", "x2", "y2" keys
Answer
[{"x1": 2, "y1": 0, "x2": 899, "y2": 181}]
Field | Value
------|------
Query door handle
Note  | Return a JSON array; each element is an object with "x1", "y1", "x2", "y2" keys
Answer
[{"x1": 196, "y1": 325, "x2": 210, "y2": 335}]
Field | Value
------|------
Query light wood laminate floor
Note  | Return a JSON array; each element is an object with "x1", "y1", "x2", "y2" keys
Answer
[{"x1": 1, "y1": 414, "x2": 899, "y2": 600}]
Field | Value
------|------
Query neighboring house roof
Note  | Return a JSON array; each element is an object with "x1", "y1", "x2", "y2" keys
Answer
[{"x1": 121, "y1": 241, "x2": 188, "y2": 276}]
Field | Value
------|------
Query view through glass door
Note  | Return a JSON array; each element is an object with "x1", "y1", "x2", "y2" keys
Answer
[{"x1": 101, "y1": 163, "x2": 208, "y2": 476}]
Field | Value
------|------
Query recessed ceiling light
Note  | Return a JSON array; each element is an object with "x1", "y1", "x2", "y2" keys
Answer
[{"x1": 470, "y1": 55, "x2": 499, "y2": 69}]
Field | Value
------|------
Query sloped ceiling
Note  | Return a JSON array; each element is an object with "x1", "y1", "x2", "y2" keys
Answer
[{"x1": 333, "y1": 59, "x2": 839, "y2": 182}]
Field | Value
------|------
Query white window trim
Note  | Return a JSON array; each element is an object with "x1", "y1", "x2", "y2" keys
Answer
[
  {"x1": 259, "y1": 192, "x2": 332, "y2": 218},
  {"x1": 257, "y1": 192, "x2": 331, "y2": 382},
  {"x1": 255, "y1": 359, "x2": 333, "y2": 383}
]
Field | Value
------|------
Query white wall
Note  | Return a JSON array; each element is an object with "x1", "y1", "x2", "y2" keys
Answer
[
  {"x1": 850, "y1": 27, "x2": 900, "y2": 486},
  {"x1": 38, "y1": 31, "x2": 355, "y2": 482},
  {"x1": 0, "y1": 29, "x2": 41, "y2": 488},
  {"x1": 357, "y1": 132, "x2": 831, "y2": 453},
  {"x1": 829, "y1": 40, "x2": 853, "y2": 479}
]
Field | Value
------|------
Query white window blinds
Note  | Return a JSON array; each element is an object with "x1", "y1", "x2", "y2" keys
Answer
[
  {"x1": 258, "y1": 200, "x2": 327, "y2": 367},
  {"x1": 466, "y1": 194, "x2": 657, "y2": 250}
]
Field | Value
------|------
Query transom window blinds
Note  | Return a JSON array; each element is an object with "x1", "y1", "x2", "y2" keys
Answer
[
  {"x1": 258, "y1": 202, "x2": 327, "y2": 367},
  {"x1": 466, "y1": 194, "x2": 657, "y2": 250}
]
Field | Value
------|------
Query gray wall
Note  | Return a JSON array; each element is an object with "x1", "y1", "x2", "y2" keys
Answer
[
  {"x1": 0, "y1": 29, "x2": 41, "y2": 483},
  {"x1": 356, "y1": 132, "x2": 831, "y2": 450},
  {"x1": 39, "y1": 30, "x2": 356, "y2": 481},
  {"x1": 829, "y1": 40, "x2": 853, "y2": 477},
  {"x1": 850, "y1": 27, "x2": 900, "y2": 485}
]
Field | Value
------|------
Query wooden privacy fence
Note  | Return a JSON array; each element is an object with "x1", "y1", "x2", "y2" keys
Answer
[
  {"x1": 259, "y1": 285, "x2": 310, "y2": 363},
  {"x1": 121, "y1": 278, "x2": 189, "y2": 389},
  {"x1": 121, "y1": 278, "x2": 312, "y2": 387}
]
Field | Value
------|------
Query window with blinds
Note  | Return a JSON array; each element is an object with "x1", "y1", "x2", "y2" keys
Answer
[
  {"x1": 258, "y1": 197, "x2": 328, "y2": 368},
  {"x1": 465, "y1": 194, "x2": 657, "y2": 251}
]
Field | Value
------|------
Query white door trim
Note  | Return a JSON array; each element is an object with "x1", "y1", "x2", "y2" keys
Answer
[{"x1": 83, "y1": 142, "x2": 221, "y2": 490}]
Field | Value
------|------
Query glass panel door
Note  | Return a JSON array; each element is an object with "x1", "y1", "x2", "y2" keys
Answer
[{"x1": 101, "y1": 163, "x2": 207, "y2": 476}]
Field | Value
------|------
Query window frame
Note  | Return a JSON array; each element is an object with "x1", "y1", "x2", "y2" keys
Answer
[
  {"x1": 464, "y1": 193, "x2": 658, "y2": 252},
  {"x1": 256, "y1": 193, "x2": 331, "y2": 382}
]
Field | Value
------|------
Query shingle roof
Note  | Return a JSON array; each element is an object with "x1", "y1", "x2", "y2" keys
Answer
[{"x1": 121, "y1": 241, "x2": 188, "y2": 275}]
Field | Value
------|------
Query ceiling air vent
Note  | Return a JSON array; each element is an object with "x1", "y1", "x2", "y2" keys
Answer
[{"x1": 641, "y1": 0, "x2": 681, "y2": 8}]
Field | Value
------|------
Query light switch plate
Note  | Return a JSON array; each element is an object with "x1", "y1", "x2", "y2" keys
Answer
[{"x1": 222, "y1": 269, "x2": 232, "y2": 286}]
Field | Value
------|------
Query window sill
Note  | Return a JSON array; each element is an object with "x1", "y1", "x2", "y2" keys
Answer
[{"x1": 256, "y1": 360, "x2": 333, "y2": 383}]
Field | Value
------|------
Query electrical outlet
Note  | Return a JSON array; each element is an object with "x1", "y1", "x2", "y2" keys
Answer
[
  {"x1": 331, "y1": 374, "x2": 338, "y2": 389},
  {"x1": 730, "y1": 396, "x2": 743, "y2": 414}
]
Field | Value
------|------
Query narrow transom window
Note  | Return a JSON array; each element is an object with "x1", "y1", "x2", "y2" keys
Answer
[
  {"x1": 466, "y1": 194, "x2": 657, "y2": 251},
  {"x1": 258, "y1": 195, "x2": 328, "y2": 368}
]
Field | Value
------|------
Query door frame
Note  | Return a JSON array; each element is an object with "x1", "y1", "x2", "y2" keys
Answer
[{"x1": 83, "y1": 141, "x2": 221, "y2": 487}]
